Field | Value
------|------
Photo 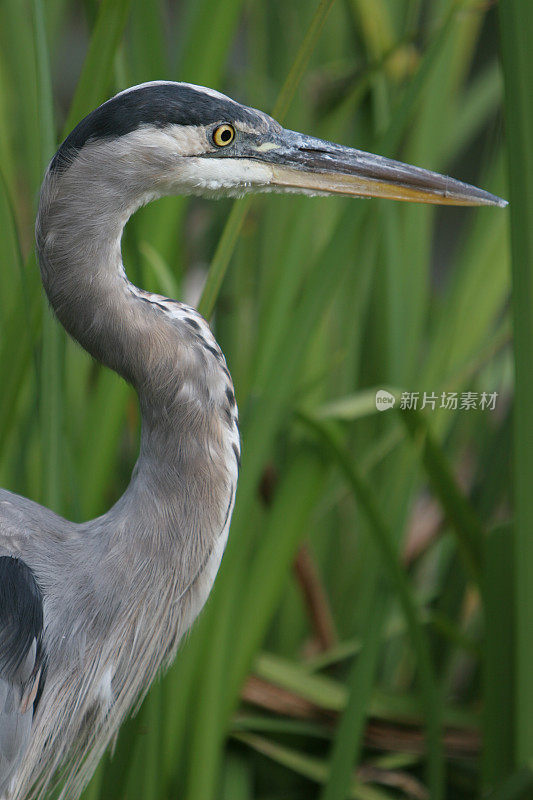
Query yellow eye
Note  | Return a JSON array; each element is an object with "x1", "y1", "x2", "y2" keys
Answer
[{"x1": 212, "y1": 124, "x2": 235, "y2": 147}]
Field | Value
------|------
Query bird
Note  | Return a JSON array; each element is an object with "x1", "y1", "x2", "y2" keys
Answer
[{"x1": 0, "y1": 80, "x2": 506, "y2": 800}]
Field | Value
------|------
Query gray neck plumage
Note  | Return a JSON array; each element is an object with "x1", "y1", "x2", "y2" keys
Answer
[{"x1": 35, "y1": 146, "x2": 240, "y2": 550}]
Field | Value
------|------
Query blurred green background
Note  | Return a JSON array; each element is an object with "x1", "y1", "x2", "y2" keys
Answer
[{"x1": 0, "y1": 0, "x2": 530, "y2": 798}]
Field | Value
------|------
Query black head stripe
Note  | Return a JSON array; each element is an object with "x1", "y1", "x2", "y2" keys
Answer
[
  {"x1": 50, "y1": 84, "x2": 262, "y2": 173},
  {"x1": 0, "y1": 556, "x2": 44, "y2": 680}
]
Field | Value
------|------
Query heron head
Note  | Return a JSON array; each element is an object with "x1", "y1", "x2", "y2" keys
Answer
[{"x1": 50, "y1": 81, "x2": 506, "y2": 208}]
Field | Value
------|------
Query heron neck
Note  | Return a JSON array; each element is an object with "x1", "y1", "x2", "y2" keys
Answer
[{"x1": 36, "y1": 172, "x2": 239, "y2": 545}]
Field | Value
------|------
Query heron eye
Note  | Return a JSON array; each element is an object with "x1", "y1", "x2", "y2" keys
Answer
[{"x1": 212, "y1": 124, "x2": 235, "y2": 147}]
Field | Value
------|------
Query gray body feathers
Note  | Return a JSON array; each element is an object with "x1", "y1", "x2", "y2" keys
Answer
[{"x1": 0, "y1": 642, "x2": 37, "y2": 799}]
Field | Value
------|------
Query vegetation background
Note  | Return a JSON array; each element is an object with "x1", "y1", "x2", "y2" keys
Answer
[{"x1": 0, "y1": 0, "x2": 530, "y2": 798}]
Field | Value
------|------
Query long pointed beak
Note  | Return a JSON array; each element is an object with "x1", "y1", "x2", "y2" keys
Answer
[{"x1": 256, "y1": 130, "x2": 507, "y2": 207}]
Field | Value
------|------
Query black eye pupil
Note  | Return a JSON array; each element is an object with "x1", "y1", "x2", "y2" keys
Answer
[{"x1": 220, "y1": 129, "x2": 232, "y2": 142}]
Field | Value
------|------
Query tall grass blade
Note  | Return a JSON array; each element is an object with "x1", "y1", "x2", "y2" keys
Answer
[
  {"x1": 233, "y1": 732, "x2": 395, "y2": 800},
  {"x1": 482, "y1": 524, "x2": 514, "y2": 792},
  {"x1": 498, "y1": 0, "x2": 533, "y2": 768},
  {"x1": 319, "y1": 592, "x2": 387, "y2": 800},
  {"x1": 400, "y1": 408, "x2": 483, "y2": 584},
  {"x1": 63, "y1": 0, "x2": 133, "y2": 134},
  {"x1": 32, "y1": 0, "x2": 64, "y2": 511}
]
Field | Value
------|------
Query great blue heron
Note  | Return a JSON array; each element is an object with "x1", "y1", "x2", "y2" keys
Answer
[{"x1": 0, "y1": 81, "x2": 505, "y2": 800}]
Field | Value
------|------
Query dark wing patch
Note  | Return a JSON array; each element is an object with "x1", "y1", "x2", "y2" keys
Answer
[
  {"x1": 0, "y1": 557, "x2": 43, "y2": 681},
  {"x1": 225, "y1": 386, "x2": 236, "y2": 407},
  {"x1": 50, "y1": 83, "x2": 261, "y2": 173},
  {"x1": 0, "y1": 558, "x2": 45, "y2": 792}
]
